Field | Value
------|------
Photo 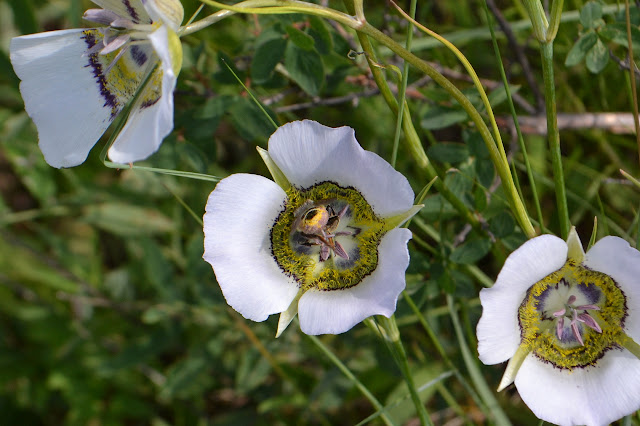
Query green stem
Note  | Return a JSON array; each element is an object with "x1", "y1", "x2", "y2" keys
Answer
[
  {"x1": 540, "y1": 41, "x2": 570, "y2": 238},
  {"x1": 447, "y1": 295, "x2": 512, "y2": 426},
  {"x1": 197, "y1": 0, "x2": 535, "y2": 237},
  {"x1": 376, "y1": 316, "x2": 433, "y2": 426},
  {"x1": 307, "y1": 334, "x2": 396, "y2": 426},
  {"x1": 483, "y1": 1, "x2": 544, "y2": 234},
  {"x1": 357, "y1": 22, "x2": 534, "y2": 238},
  {"x1": 547, "y1": 0, "x2": 565, "y2": 42},
  {"x1": 344, "y1": 10, "x2": 482, "y2": 232},
  {"x1": 624, "y1": 0, "x2": 640, "y2": 166},
  {"x1": 403, "y1": 293, "x2": 488, "y2": 416},
  {"x1": 390, "y1": 0, "x2": 417, "y2": 168}
]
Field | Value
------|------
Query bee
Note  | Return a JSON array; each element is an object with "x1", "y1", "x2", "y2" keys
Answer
[{"x1": 292, "y1": 200, "x2": 352, "y2": 262}]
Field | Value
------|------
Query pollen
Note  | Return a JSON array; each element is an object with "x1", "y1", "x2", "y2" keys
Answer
[
  {"x1": 270, "y1": 181, "x2": 385, "y2": 291},
  {"x1": 518, "y1": 260, "x2": 628, "y2": 369}
]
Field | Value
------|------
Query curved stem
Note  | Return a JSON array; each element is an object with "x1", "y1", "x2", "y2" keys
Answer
[
  {"x1": 359, "y1": 22, "x2": 535, "y2": 238},
  {"x1": 190, "y1": 0, "x2": 535, "y2": 237}
]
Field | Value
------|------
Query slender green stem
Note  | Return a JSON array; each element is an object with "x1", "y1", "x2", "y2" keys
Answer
[
  {"x1": 342, "y1": 5, "x2": 482, "y2": 232},
  {"x1": 403, "y1": 293, "x2": 488, "y2": 416},
  {"x1": 391, "y1": 2, "x2": 509, "y2": 170},
  {"x1": 197, "y1": 0, "x2": 535, "y2": 237},
  {"x1": 483, "y1": 1, "x2": 544, "y2": 234},
  {"x1": 547, "y1": 0, "x2": 565, "y2": 42},
  {"x1": 376, "y1": 316, "x2": 433, "y2": 426},
  {"x1": 390, "y1": 0, "x2": 417, "y2": 168},
  {"x1": 540, "y1": 42, "x2": 570, "y2": 238},
  {"x1": 307, "y1": 334, "x2": 395, "y2": 426},
  {"x1": 521, "y1": 0, "x2": 548, "y2": 41},
  {"x1": 625, "y1": 0, "x2": 640, "y2": 166},
  {"x1": 447, "y1": 295, "x2": 512, "y2": 426},
  {"x1": 357, "y1": 22, "x2": 534, "y2": 237}
]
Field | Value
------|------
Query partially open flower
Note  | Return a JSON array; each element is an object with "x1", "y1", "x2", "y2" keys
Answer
[
  {"x1": 10, "y1": 0, "x2": 183, "y2": 168},
  {"x1": 477, "y1": 228, "x2": 640, "y2": 426},
  {"x1": 203, "y1": 120, "x2": 422, "y2": 336}
]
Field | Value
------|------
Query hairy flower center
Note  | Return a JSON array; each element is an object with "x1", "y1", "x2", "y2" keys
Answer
[
  {"x1": 270, "y1": 181, "x2": 385, "y2": 291},
  {"x1": 518, "y1": 260, "x2": 628, "y2": 369}
]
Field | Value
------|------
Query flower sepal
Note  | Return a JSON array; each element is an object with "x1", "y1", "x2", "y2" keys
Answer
[
  {"x1": 257, "y1": 146, "x2": 290, "y2": 190},
  {"x1": 497, "y1": 343, "x2": 532, "y2": 391},
  {"x1": 276, "y1": 289, "x2": 303, "y2": 338},
  {"x1": 566, "y1": 226, "x2": 585, "y2": 263},
  {"x1": 384, "y1": 205, "x2": 424, "y2": 231}
]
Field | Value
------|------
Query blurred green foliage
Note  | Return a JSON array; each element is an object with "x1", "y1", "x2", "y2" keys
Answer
[{"x1": 1, "y1": 0, "x2": 640, "y2": 424}]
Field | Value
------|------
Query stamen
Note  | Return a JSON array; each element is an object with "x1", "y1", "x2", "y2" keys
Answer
[
  {"x1": 100, "y1": 34, "x2": 131, "y2": 55},
  {"x1": 553, "y1": 307, "x2": 566, "y2": 317},
  {"x1": 556, "y1": 316, "x2": 565, "y2": 340},
  {"x1": 577, "y1": 313, "x2": 602, "y2": 333},
  {"x1": 103, "y1": 46, "x2": 129, "y2": 75},
  {"x1": 571, "y1": 310, "x2": 584, "y2": 345}
]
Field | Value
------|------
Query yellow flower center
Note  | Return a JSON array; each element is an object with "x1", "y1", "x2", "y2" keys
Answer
[
  {"x1": 270, "y1": 181, "x2": 385, "y2": 291},
  {"x1": 518, "y1": 260, "x2": 628, "y2": 369}
]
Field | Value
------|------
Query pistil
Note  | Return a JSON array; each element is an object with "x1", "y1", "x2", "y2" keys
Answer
[{"x1": 552, "y1": 294, "x2": 602, "y2": 345}]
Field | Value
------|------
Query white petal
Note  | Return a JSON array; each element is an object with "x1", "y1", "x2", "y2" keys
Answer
[
  {"x1": 268, "y1": 120, "x2": 415, "y2": 217},
  {"x1": 203, "y1": 174, "x2": 299, "y2": 322},
  {"x1": 477, "y1": 235, "x2": 567, "y2": 364},
  {"x1": 298, "y1": 228, "x2": 411, "y2": 335},
  {"x1": 10, "y1": 29, "x2": 116, "y2": 168},
  {"x1": 108, "y1": 25, "x2": 176, "y2": 163},
  {"x1": 515, "y1": 348, "x2": 640, "y2": 426},
  {"x1": 90, "y1": 0, "x2": 151, "y2": 23},
  {"x1": 584, "y1": 236, "x2": 640, "y2": 343},
  {"x1": 142, "y1": 0, "x2": 184, "y2": 31}
]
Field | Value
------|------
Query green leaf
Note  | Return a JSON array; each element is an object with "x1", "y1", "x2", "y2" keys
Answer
[
  {"x1": 0, "y1": 238, "x2": 79, "y2": 294},
  {"x1": 308, "y1": 15, "x2": 333, "y2": 55},
  {"x1": 473, "y1": 186, "x2": 488, "y2": 212},
  {"x1": 284, "y1": 43, "x2": 324, "y2": 96},
  {"x1": 487, "y1": 84, "x2": 520, "y2": 108},
  {"x1": 251, "y1": 37, "x2": 287, "y2": 84},
  {"x1": 427, "y1": 143, "x2": 469, "y2": 164},
  {"x1": 195, "y1": 96, "x2": 233, "y2": 120},
  {"x1": 385, "y1": 366, "x2": 442, "y2": 424},
  {"x1": 285, "y1": 25, "x2": 315, "y2": 51},
  {"x1": 421, "y1": 106, "x2": 468, "y2": 130},
  {"x1": 83, "y1": 203, "x2": 175, "y2": 236},
  {"x1": 450, "y1": 239, "x2": 492, "y2": 264},
  {"x1": 214, "y1": 52, "x2": 246, "y2": 84},
  {"x1": 161, "y1": 357, "x2": 210, "y2": 399},
  {"x1": 580, "y1": 1, "x2": 603, "y2": 30},
  {"x1": 489, "y1": 211, "x2": 516, "y2": 238},
  {"x1": 229, "y1": 97, "x2": 278, "y2": 141},
  {"x1": 474, "y1": 157, "x2": 495, "y2": 189},
  {"x1": 585, "y1": 37, "x2": 609, "y2": 73},
  {"x1": 600, "y1": 23, "x2": 640, "y2": 50},
  {"x1": 565, "y1": 31, "x2": 598, "y2": 67}
]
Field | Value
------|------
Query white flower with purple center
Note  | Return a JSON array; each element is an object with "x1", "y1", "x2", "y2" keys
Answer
[
  {"x1": 10, "y1": 0, "x2": 183, "y2": 168},
  {"x1": 203, "y1": 120, "x2": 422, "y2": 336},
  {"x1": 477, "y1": 227, "x2": 640, "y2": 426}
]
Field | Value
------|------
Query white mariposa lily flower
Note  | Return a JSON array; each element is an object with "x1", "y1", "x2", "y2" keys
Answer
[
  {"x1": 10, "y1": 0, "x2": 184, "y2": 168},
  {"x1": 203, "y1": 120, "x2": 422, "y2": 336},
  {"x1": 477, "y1": 227, "x2": 640, "y2": 426}
]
